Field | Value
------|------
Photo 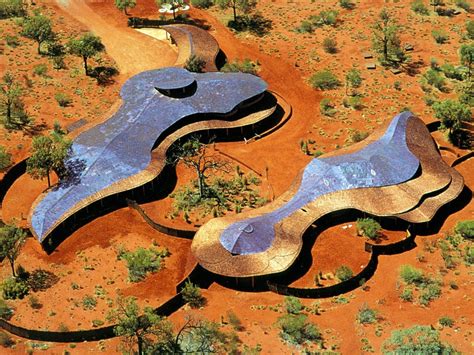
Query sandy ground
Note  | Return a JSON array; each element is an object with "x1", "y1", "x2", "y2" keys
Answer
[{"x1": 0, "y1": 0, "x2": 472, "y2": 353}]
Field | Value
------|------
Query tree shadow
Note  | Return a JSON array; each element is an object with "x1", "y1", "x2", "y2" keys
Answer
[
  {"x1": 56, "y1": 158, "x2": 87, "y2": 189},
  {"x1": 400, "y1": 58, "x2": 425, "y2": 76},
  {"x1": 90, "y1": 66, "x2": 119, "y2": 86}
]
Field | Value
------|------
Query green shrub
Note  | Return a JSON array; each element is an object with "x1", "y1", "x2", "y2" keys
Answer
[
  {"x1": 92, "y1": 319, "x2": 104, "y2": 327},
  {"x1": 320, "y1": 98, "x2": 336, "y2": 116},
  {"x1": 0, "y1": 331, "x2": 14, "y2": 348},
  {"x1": 5, "y1": 35, "x2": 20, "y2": 47},
  {"x1": 432, "y1": 29, "x2": 449, "y2": 44},
  {"x1": 221, "y1": 58, "x2": 259, "y2": 75},
  {"x1": 440, "y1": 63, "x2": 463, "y2": 80},
  {"x1": 357, "y1": 304, "x2": 377, "y2": 324},
  {"x1": 295, "y1": 20, "x2": 314, "y2": 33},
  {"x1": 28, "y1": 295, "x2": 42, "y2": 309},
  {"x1": 464, "y1": 245, "x2": 474, "y2": 264},
  {"x1": 335, "y1": 265, "x2": 353, "y2": 282},
  {"x1": 382, "y1": 325, "x2": 457, "y2": 353},
  {"x1": 0, "y1": 0, "x2": 25, "y2": 19},
  {"x1": 455, "y1": 220, "x2": 474, "y2": 238},
  {"x1": 309, "y1": 10, "x2": 338, "y2": 27},
  {"x1": 399, "y1": 287, "x2": 413, "y2": 302},
  {"x1": 0, "y1": 299, "x2": 13, "y2": 320},
  {"x1": 438, "y1": 316, "x2": 454, "y2": 327},
  {"x1": 423, "y1": 68, "x2": 446, "y2": 91},
  {"x1": 1, "y1": 277, "x2": 29, "y2": 300},
  {"x1": 322, "y1": 37, "x2": 337, "y2": 54},
  {"x1": 0, "y1": 146, "x2": 12, "y2": 171},
  {"x1": 82, "y1": 295, "x2": 97, "y2": 310},
  {"x1": 54, "y1": 92, "x2": 72, "y2": 107},
  {"x1": 393, "y1": 81, "x2": 402, "y2": 90},
  {"x1": 357, "y1": 218, "x2": 381, "y2": 240},
  {"x1": 399, "y1": 265, "x2": 424, "y2": 285},
  {"x1": 456, "y1": 0, "x2": 471, "y2": 11},
  {"x1": 349, "y1": 129, "x2": 369, "y2": 143},
  {"x1": 227, "y1": 310, "x2": 244, "y2": 331},
  {"x1": 343, "y1": 95, "x2": 363, "y2": 110},
  {"x1": 419, "y1": 281, "x2": 441, "y2": 306},
  {"x1": 284, "y1": 296, "x2": 303, "y2": 314},
  {"x1": 411, "y1": 0, "x2": 429, "y2": 14},
  {"x1": 339, "y1": 0, "x2": 354, "y2": 9},
  {"x1": 184, "y1": 54, "x2": 206, "y2": 73},
  {"x1": 181, "y1": 280, "x2": 205, "y2": 308},
  {"x1": 118, "y1": 246, "x2": 169, "y2": 282},
  {"x1": 467, "y1": 20, "x2": 474, "y2": 40},
  {"x1": 191, "y1": 0, "x2": 213, "y2": 8},
  {"x1": 277, "y1": 313, "x2": 322, "y2": 345},
  {"x1": 309, "y1": 70, "x2": 340, "y2": 90},
  {"x1": 33, "y1": 63, "x2": 48, "y2": 76}
]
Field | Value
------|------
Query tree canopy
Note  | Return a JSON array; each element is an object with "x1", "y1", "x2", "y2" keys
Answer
[
  {"x1": 459, "y1": 43, "x2": 474, "y2": 79},
  {"x1": 21, "y1": 14, "x2": 54, "y2": 54},
  {"x1": 0, "y1": 224, "x2": 27, "y2": 277},
  {"x1": 372, "y1": 8, "x2": 406, "y2": 66},
  {"x1": 0, "y1": 72, "x2": 24, "y2": 128},
  {"x1": 432, "y1": 100, "x2": 471, "y2": 144},
  {"x1": 216, "y1": 0, "x2": 257, "y2": 22},
  {"x1": 68, "y1": 33, "x2": 105, "y2": 75},
  {"x1": 114, "y1": 0, "x2": 136, "y2": 15},
  {"x1": 357, "y1": 218, "x2": 382, "y2": 240}
]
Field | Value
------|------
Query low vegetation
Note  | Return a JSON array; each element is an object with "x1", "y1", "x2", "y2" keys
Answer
[
  {"x1": 398, "y1": 265, "x2": 442, "y2": 306},
  {"x1": 356, "y1": 218, "x2": 382, "y2": 240},
  {"x1": 117, "y1": 245, "x2": 170, "y2": 282}
]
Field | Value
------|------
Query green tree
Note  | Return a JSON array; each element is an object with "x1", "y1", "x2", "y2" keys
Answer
[
  {"x1": 467, "y1": 20, "x2": 474, "y2": 40},
  {"x1": 0, "y1": 0, "x2": 25, "y2": 18},
  {"x1": 460, "y1": 43, "x2": 474, "y2": 79},
  {"x1": 108, "y1": 296, "x2": 177, "y2": 355},
  {"x1": 0, "y1": 72, "x2": 24, "y2": 127},
  {"x1": 0, "y1": 146, "x2": 11, "y2": 171},
  {"x1": 21, "y1": 14, "x2": 54, "y2": 54},
  {"x1": 114, "y1": 0, "x2": 136, "y2": 15},
  {"x1": 345, "y1": 68, "x2": 362, "y2": 95},
  {"x1": 371, "y1": 8, "x2": 405, "y2": 65},
  {"x1": 411, "y1": 0, "x2": 429, "y2": 15},
  {"x1": 216, "y1": 0, "x2": 256, "y2": 22},
  {"x1": 382, "y1": 325, "x2": 457, "y2": 353},
  {"x1": 181, "y1": 281, "x2": 206, "y2": 309},
  {"x1": 284, "y1": 296, "x2": 303, "y2": 315},
  {"x1": 277, "y1": 313, "x2": 322, "y2": 346},
  {"x1": 455, "y1": 220, "x2": 474, "y2": 238},
  {"x1": 335, "y1": 265, "x2": 353, "y2": 281},
  {"x1": 356, "y1": 218, "x2": 382, "y2": 240},
  {"x1": 432, "y1": 100, "x2": 472, "y2": 143},
  {"x1": 0, "y1": 224, "x2": 27, "y2": 277},
  {"x1": 68, "y1": 33, "x2": 105, "y2": 76},
  {"x1": 322, "y1": 36, "x2": 337, "y2": 54},
  {"x1": 184, "y1": 54, "x2": 206, "y2": 73},
  {"x1": 26, "y1": 131, "x2": 72, "y2": 187},
  {"x1": 309, "y1": 69, "x2": 340, "y2": 90}
]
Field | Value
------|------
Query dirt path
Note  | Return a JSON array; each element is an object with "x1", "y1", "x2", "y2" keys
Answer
[{"x1": 53, "y1": 0, "x2": 177, "y2": 76}]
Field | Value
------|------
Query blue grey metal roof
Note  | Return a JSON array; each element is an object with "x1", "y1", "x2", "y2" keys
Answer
[
  {"x1": 220, "y1": 112, "x2": 420, "y2": 255},
  {"x1": 31, "y1": 67, "x2": 267, "y2": 241}
]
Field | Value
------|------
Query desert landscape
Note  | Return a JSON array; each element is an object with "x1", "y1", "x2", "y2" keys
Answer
[{"x1": 0, "y1": 0, "x2": 472, "y2": 353}]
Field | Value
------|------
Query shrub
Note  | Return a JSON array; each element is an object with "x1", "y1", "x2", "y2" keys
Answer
[
  {"x1": 432, "y1": 29, "x2": 449, "y2": 44},
  {"x1": 5, "y1": 35, "x2": 20, "y2": 47},
  {"x1": 322, "y1": 37, "x2": 337, "y2": 54},
  {"x1": 339, "y1": 0, "x2": 354, "y2": 9},
  {"x1": 335, "y1": 265, "x2": 353, "y2": 282},
  {"x1": 277, "y1": 313, "x2": 322, "y2": 345},
  {"x1": 295, "y1": 20, "x2": 314, "y2": 33},
  {"x1": 357, "y1": 304, "x2": 377, "y2": 324},
  {"x1": 1, "y1": 277, "x2": 29, "y2": 300},
  {"x1": 54, "y1": 92, "x2": 72, "y2": 107},
  {"x1": 464, "y1": 245, "x2": 474, "y2": 264},
  {"x1": 346, "y1": 68, "x2": 362, "y2": 89},
  {"x1": 0, "y1": 331, "x2": 14, "y2": 348},
  {"x1": 411, "y1": 0, "x2": 429, "y2": 14},
  {"x1": 418, "y1": 281, "x2": 441, "y2": 306},
  {"x1": 320, "y1": 98, "x2": 336, "y2": 116},
  {"x1": 118, "y1": 246, "x2": 169, "y2": 282},
  {"x1": 227, "y1": 310, "x2": 244, "y2": 331},
  {"x1": 184, "y1": 54, "x2": 206, "y2": 73},
  {"x1": 455, "y1": 220, "x2": 474, "y2": 238},
  {"x1": 0, "y1": 146, "x2": 12, "y2": 171},
  {"x1": 423, "y1": 68, "x2": 446, "y2": 91},
  {"x1": 33, "y1": 63, "x2": 48, "y2": 76},
  {"x1": 191, "y1": 0, "x2": 213, "y2": 8},
  {"x1": 382, "y1": 325, "x2": 457, "y2": 353},
  {"x1": 343, "y1": 95, "x2": 363, "y2": 110},
  {"x1": 393, "y1": 81, "x2": 402, "y2": 91},
  {"x1": 0, "y1": 299, "x2": 13, "y2": 320},
  {"x1": 0, "y1": 0, "x2": 25, "y2": 19},
  {"x1": 440, "y1": 63, "x2": 463, "y2": 80},
  {"x1": 181, "y1": 281, "x2": 205, "y2": 308},
  {"x1": 399, "y1": 287, "x2": 413, "y2": 302},
  {"x1": 356, "y1": 218, "x2": 381, "y2": 240},
  {"x1": 309, "y1": 70, "x2": 340, "y2": 90},
  {"x1": 92, "y1": 319, "x2": 104, "y2": 327},
  {"x1": 439, "y1": 316, "x2": 454, "y2": 327},
  {"x1": 284, "y1": 296, "x2": 303, "y2": 314},
  {"x1": 28, "y1": 295, "x2": 42, "y2": 309},
  {"x1": 82, "y1": 295, "x2": 97, "y2": 310},
  {"x1": 399, "y1": 265, "x2": 424, "y2": 285},
  {"x1": 221, "y1": 58, "x2": 259, "y2": 75},
  {"x1": 349, "y1": 129, "x2": 369, "y2": 143},
  {"x1": 310, "y1": 10, "x2": 338, "y2": 27},
  {"x1": 456, "y1": 0, "x2": 471, "y2": 11},
  {"x1": 467, "y1": 20, "x2": 474, "y2": 40}
]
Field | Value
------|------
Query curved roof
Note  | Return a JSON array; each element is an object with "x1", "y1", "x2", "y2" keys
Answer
[
  {"x1": 29, "y1": 68, "x2": 267, "y2": 241},
  {"x1": 191, "y1": 113, "x2": 465, "y2": 277}
]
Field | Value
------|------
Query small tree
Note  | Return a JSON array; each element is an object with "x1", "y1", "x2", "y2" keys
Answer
[
  {"x1": 356, "y1": 218, "x2": 382, "y2": 240},
  {"x1": 184, "y1": 55, "x2": 206, "y2": 73},
  {"x1": 335, "y1": 265, "x2": 353, "y2": 281},
  {"x1": 21, "y1": 14, "x2": 54, "y2": 54},
  {"x1": 108, "y1": 296, "x2": 176, "y2": 355},
  {"x1": 284, "y1": 296, "x2": 303, "y2": 315},
  {"x1": 155, "y1": 0, "x2": 180, "y2": 20},
  {"x1": 216, "y1": 0, "x2": 256, "y2": 22},
  {"x1": 0, "y1": 224, "x2": 27, "y2": 277},
  {"x1": 68, "y1": 33, "x2": 105, "y2": 76},
  {"x1": 455, "y1": 220, "x2": 474, "y2": 238},
  {"x1": 371, "y1": 8, "x2": 405, "y2": 65},
  {"x1": 322, "y1": 37, "x2": 337, "y2": 54},
  {"x1": 0, "y1": 146, "x2": 12, "y2": 171},
  {"x1": 432, "y1": 100, "x2": 471, "y2": 143},
  {"x1": 277, "y1": 313, "x2": 322, "y2": 346},
  {"x1": 0, "y1": 0, "x2": 26, "y2": 18},
  {"x1": 114, "y1": 0, "x2": 136, "y2": 15},
  {"x1": 382, "y1": 325, "x2": 457, "y2": 353},
  {"x1": 309, "y1": 69, "x2": 340, "y2": 90},
  {"x1": 0, "y1": 72, "x2": 24, "y2": 127},
  {"x1": 345, "y1": 68, "x2": 362, "y2": 95},
  {"x1": 27, "y1": 131, "x2": 72, "y2": 187},
  {"x1": 181, "y1": 281, "x2": 206, "y2": 308},
  {"x1": 467, "y1": 20, "x2": 474, "y2": 40},
  {"x1": 460, "y1": 43, "x2": 474, "y2": 79}
]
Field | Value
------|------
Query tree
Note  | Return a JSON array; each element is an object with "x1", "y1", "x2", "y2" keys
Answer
[
  {"x1": 284, "y1": 296, "x2": 303, "y2": 315},
  {"x1": 181, "y1": 281, "x2": 206, "y2": 309},
  {"x1": 0, "y1": 72, "x2": 24, "y2": 127},
  {"x1": 108, "y1": 296, "x2": 177, "y2": 355},
  {"x1": 411, "y1": 0, "x2": 429, "y2": 15},
  {"x1": 371, "y1": 8, "x2": 405, "y2": 65},
  {"x1": 460, "y1": 43, "x2": 474, "y2": 79},
  {"x1": 0, "y1": 224, "x2": 27, "y2": 278},
  {"x1": 429, "y1": 0, "x2": 442, "y2": 12},
  {"x1": 345, "y1": 68, "x2": 362, "y2": 95},
  {"x1": 382, "y1": 325, "x2": 457, "y2": 353},
  {"x1": 216, "y1": 0, "x2": 256, "y2": 22},
  {"x1": 356, "y1": 218, "x2": 382, "y2": 240},
  {"x1": 455, "y1": 220, "x2": 474, "y2": 238},
  {"x1": 0, "y1": 146, "x2": 11, "y2": 171},
  {"x1": 322, "y1": 36, "x2": 337, "y2": 54},
  {"x1": 432, "y1": 100, "x2": 472, "y2": 143},
  {"x1": 184, "y1": 54, "x2": 206, "y2": 73},
  {"x1": 68, "y1": 33, "x2": 105, "y2": 76},
  {"x1": 114, "y1": 0, "x2": 136, "y2": 15},
  {"x1": 26, "y1": 131, "x2": 72, "y2": 187},
  {"x1": 155, "y1": 0, "x2": 180, "y2": 20},
  {"x1": 277, "y1": 313, "x2": 322, "y2": 346},
  {"x1": 467, "y1": 20, "x2": 474, "y2": 40},
  {"x1": 168, "y1": 136, "x2": 228, "y2": 199},
  {"x1": 309, "y1": 69, "x2": 340, "y2": 90},
  {"x1": 0, "y1": 0, "x2": 25, "y2": 19},
  {"x1": 335, "y1": 265, "x2": 353, "y2": 281},
  {"x1": 21, "y1": 14, "x2": 54, "y2": 54}
]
